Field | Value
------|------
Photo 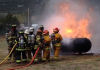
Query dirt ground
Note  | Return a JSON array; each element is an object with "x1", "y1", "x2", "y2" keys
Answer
[{"x1": 1, "y1": 38, "x2": 100, "y2": 70}]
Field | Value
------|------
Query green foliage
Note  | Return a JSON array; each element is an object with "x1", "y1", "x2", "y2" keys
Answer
[{"x1": 0, "y1": 13, "x2": 20, "y2": 35}]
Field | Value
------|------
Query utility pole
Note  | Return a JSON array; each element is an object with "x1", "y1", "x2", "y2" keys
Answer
[{"x1": 28, "y1": 8, "x2": 30, "y2": 26}]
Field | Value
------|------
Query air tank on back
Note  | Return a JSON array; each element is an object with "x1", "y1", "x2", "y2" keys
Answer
[{"x1": 61, "y1": 38, "x2": 92, "y2": 54}]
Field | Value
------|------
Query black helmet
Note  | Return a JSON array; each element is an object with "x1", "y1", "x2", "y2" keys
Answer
[{"x1": 39, "y1": 25, "x2": 44, "y2": 32}]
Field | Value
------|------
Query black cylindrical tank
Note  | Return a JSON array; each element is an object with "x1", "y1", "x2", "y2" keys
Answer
[
  {"x1": 61, "y1": 38, "x2": 92, "y2": 54},
  {"x1": 73, "y1": 38, "x2": 92, "y2": 54}
]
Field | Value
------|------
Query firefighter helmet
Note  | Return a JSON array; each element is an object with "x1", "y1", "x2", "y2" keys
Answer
[
  {"x1": 43, "y1": 30, "x2": 49, "y2": 35},
  {"x1": 24, "y1": 29, "x2": 29, "y2": 34},
  {"x1": 53, "y1": 27, "x2": 59, "y2": 33},
  {"x1": 39, "y1": 25, "x2": 44, "y2": 31},
  {"x1": 29, "y1": 27, "x2": 34, "y2": 33},
  {"x1": 37, "y1": 29, "x2": 42, "y2": 33},
  {"x1": 37, "y1": 29, "x2": 42, "y2": 35},
  {"x1": 30, "y1": 27, "x2": 34, "y2": 30}
]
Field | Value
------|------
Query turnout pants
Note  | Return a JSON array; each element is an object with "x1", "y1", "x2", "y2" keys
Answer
[
  {"x1": 26, "y1": 47, "x2": 32, "y2": 61},
  {"x1": 27, "y1": 50, "x2": 32, "y2": 61},
  {"x1": 43, "y1": 47, "x2": 50, "y2": 61},
  {"x1": 54, "y1": 46, "x2": 61, "y2": 59},
  {"x1": 31, "y1": 48, "x2": 35, "y2": 57},
  {"x1": 15, "y1": 50, "x2": 27, "y2": 63}
]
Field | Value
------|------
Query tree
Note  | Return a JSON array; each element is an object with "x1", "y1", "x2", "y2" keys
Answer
[{"x1": 0, "y1": 13, "x2": 20, "y2": 35}]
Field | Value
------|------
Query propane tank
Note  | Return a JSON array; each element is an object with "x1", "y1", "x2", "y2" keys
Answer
[
  {"x1": 61, "y1": 38, "x2": 92, "y2": 54},
  {"x1": 19, "y1": 36, "x2": 25, "y2": 48},
  {"x1": 73, "y1": 38, "x2": 92, "y2": 54}
]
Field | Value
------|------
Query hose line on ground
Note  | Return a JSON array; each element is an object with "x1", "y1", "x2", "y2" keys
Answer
[
  {"x1": 0, "y1": 42, "x2": 17, "y2": 65},
  {"x1": 7, "y1": 47, "x2": 40, "y2": 70}
]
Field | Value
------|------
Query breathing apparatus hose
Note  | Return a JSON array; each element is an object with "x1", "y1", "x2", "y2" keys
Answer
[
  {"x1": 7, "y1": 47, "x2": 40, "y2": 70},
  {"x1": 0, "y1": 42, "x2": 17, "y2": 65}
]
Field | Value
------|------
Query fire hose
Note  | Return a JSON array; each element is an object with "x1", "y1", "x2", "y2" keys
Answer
[
  {"x1": 7, "y1": 47, "x2": 40, "y2": 70},
  {"x1": 0, "y1": 42, "x2": 17, "y2": 65}
]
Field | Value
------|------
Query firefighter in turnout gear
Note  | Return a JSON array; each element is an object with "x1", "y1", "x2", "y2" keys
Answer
[
  {"x1": 24, "y1": 29, "x2": 31, "y2": 61},
  {"x1": 27, "y1": 27, "x2": 35, "y2": 61},
  {"x1": 6, "y1": 24, "x2": 18, "y2": 60},
  {"x1": 42, "y1": 30, "x2": 51, "y2": 61},
  {"x1": 34, "y1": 29, "x2": 44, "y2": 62},
  {"x1": 15, "y1": 31, "x2": 27, "y2": 63},
  {"x1": 51, "y1": 28, "x2": 62, "y2": 60}
]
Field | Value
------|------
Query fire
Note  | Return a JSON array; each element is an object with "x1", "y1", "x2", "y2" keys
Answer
[
  {"x1": 44, "y1": 2, "x2": 91, "y2": 39},
  {"x1": 58, "y1": 2, "x2": 91, "y2": 39},
  {"x1": 66, "y1": 29, "x2": 72, "y2": 33}
]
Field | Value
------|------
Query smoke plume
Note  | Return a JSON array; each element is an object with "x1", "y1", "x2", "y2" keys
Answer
[{"x1": 36, "y1": 0, "x2": 100, "y2": 53}]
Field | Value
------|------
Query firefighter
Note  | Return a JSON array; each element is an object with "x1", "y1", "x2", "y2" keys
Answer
[
  {"x1": 15, "y1": 31, "x2": 27, "y2": 63},
  {"x1": 42, "y1": 30, "x2": 51, "y2": 61},
  {"x1": 34, "y1": 29, "x2": 44, "y2": 62},
  {"x1": 51, "y1": 28, "x2": 62, "y2": 60},
  {"x1": 24, "y1": 28, "x2": 31, "y2": 61},
  {"x1": 7, "y1": 24, "x2": 18, "y2": 60},
  {"x1": 26, "y1": 27, "x2": 35, "y2": 61}
]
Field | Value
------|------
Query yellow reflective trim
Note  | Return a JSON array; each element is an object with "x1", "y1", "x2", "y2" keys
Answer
[
  {"x1": 34, "y1": 59, "x2": 38, "y2": 62},
  {"x1": 45, "y1": 48, "x2": 50, "y2": 50},
  {"x1": 16, "y1": 49, "x2": 26, "y2": 51},
  {"x1": 18, "y1": 42, "x2": 25, "y2": 43},
  {"x1": 34, "y1": 45, "x2": 38, "y2": 49},
  {"x1": 42, "y1": 58, "x2": 46, "y2": 61},
  {"x1": 27, "y1": 59, "x2": 32, "y2": 61},
  {"x1": 22, "y1": 59, "x2": 27, "y2": 62},
  {"x1": 54, "y1": 43, "x2": 61, "y2": 47},
  {"x1": 16, "y1": 60, "x2": 21, "y2": 63},
  {"x1": 54, "y1": 57, "x2": 58, "y2": 60}
]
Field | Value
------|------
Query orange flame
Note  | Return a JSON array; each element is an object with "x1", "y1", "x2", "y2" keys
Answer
[
  {"x1": 44, "y1": 2, "x2": 91, "y2": 39},
  {"x1": 58, "y1": 2, "x2": 91, "y2": 39}
]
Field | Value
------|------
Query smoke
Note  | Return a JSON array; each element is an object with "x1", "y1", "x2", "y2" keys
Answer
[
  {"x1": 40, "y1": 0, "x2": 91, "y2": 34},
  {"x1": 89, "y1": 4, "x2": 100, "y2": 53},
  {"x1": 36, "y1": 0, "x2": 100, "y2": 53}
]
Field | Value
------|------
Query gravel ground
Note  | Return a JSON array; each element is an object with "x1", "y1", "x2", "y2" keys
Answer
[{"x1": 1, "y1": 38, "x2": 100, "y2": 70}]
